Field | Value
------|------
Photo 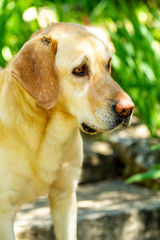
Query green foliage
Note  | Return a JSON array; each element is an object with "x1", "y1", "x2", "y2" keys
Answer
[
  {"x1": 126, "y1": 169, "x2": 160, "y2": 184},
  {"x1": 103, "y1": 0, "x2": 160, "y2": 136},
  {"x1": 0, "y1": 0, "x2": 160, "y2": 136},
  {"x1": 0, "y1": 0, "x2": 42, "y2": 66},
  {"x1": 126, "y1": 144, "x2": 160, "y2": 184}
]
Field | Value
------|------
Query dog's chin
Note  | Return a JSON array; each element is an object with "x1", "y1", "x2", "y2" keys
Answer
[
  {"x1": 81, "y1": 123, "x2": 99, "y2": 134},
  {"x1": 81, "y1": 117, "x2": 132, "y2": 134},
  {"x1": 106, "y1": 116, "x2": 132, "y2": 131}
]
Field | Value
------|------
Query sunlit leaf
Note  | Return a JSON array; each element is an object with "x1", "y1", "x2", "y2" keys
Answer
[{"x1": 126, "y1": 169, "x2": 160, "y2": 184}]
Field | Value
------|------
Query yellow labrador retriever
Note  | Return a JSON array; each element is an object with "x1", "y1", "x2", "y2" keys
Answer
[{"x1": 0, "y1": 22, "x2": 134, "y2": 240}]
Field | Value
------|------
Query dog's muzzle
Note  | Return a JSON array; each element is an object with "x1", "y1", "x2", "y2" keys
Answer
[
  {"x1": 81, "y1": 100, "x2": 134, "y2": 134},
  {"x1": 108, "y1": 99, "x2": 134, "y2": 130},
  {"x1": 113, "y1": 100, "x2": 134, "y2": 119}
]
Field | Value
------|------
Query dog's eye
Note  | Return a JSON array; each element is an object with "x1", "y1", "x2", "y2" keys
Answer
[{"x1": 73, "y1": 66, "x2": 87, "y2": 77}]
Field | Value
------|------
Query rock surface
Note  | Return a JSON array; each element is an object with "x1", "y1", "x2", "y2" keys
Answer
[
  {"x1": 108, "y1": 122, "x2": 160, "y2": 185},
  {"x1": 110, "y1": 138, "x2": 160, "y2": 177},
  {"x1": 81, "y1": 122, "x2": 160, "y2": 185},
  {"x1": 15, "y1": 180, "x2": 160, "y2": 240},
  {"x1": 81, "y1": 140, "x2": 119, "y2": 183}
]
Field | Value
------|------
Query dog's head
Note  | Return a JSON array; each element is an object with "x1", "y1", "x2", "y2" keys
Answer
[{"x1": 11, "y1": 22, "x2": 134, "y2": 134}]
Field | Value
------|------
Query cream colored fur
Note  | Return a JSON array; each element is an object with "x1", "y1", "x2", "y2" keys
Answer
[{"x1": 0, "y1": 23, "x2": 133, "y2": 240}]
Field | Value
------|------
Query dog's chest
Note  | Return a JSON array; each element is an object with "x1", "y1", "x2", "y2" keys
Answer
[
  {"x1": 35, "y1": 127, "x2": 82, "y2": 187},
  {"x1": 0, "y1": 129, "x2": 82, "y2": 209}
]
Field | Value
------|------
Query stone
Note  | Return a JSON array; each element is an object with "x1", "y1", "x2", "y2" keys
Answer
[
  {"x1": 80, "y1": 140, "x2": 122, "y2": 184},
  {"x1": 81, "y1": 121, "x2": 153, "y2": 184},
  {"x1": 15, "y1": 180, "x2": 160, "y2": 240},
  {"x1": 109, "y1": 136, "x2": 160, "y2": 179}
]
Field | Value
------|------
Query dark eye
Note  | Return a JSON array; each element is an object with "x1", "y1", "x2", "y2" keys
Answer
[{"x1": 73, "y1": 65, "x2": 87, "y2": 77}]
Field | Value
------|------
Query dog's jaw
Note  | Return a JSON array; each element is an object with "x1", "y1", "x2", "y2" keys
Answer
[{"x1": 81, "y1": 123, "x2": 99, "y2": 134}]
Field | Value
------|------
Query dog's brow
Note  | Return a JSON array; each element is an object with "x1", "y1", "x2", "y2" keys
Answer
[
  {"x1": 84, "y1": 55, "x2": 89, "y2": 61},
  {"x1": 73, "y1": 55, "x2": 91, "y2": 68}
]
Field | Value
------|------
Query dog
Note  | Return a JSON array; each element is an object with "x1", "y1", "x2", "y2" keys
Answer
[{"x1": 0, "y1": 22, "x2": 134, "y2": 240}]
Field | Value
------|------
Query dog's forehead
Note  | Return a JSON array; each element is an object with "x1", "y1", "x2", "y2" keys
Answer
[
  {"x1": 34, "y1": 23, "x2": 110, "y2": 61},
  {"x1": 62, "y1": 24, "x2": 108, "y2": 51},
  {"x1": 55, "y1": 25, "x2": 110, "y2": 63}
]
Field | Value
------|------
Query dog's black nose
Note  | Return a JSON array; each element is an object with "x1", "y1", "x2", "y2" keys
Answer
[{"x1": 113, "y1": 100, "x2": 134, "y2": 117}]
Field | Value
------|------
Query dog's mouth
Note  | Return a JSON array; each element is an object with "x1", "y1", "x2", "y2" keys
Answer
[
  {"x1": 121, "y1": 116, "x2": 132, "y2": 127},
  {"x1": 81, "y1": 116, "x2": 132, "y2": 134},
  {"x1": 81, "y1": 123, "x2": 98, "y2": 134},
  {"x1": 107, "y1": 116, "x2": 132, "y2": 131}
]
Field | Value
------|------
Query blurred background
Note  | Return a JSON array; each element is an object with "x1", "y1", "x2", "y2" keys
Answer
[{"x1": 0, "y1": 0, "x2": 160, "y2": 137}]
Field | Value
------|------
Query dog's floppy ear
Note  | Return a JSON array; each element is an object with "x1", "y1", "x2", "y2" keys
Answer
[{"x1": 11, "y1": 36, "x2": 58, "y2": 109}]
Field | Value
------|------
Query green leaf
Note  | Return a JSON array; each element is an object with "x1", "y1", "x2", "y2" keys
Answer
[
  {"x1": 126, "y1": 169, "x2": 160, "y2": 184},
  {"x1": 151, "y1": 144, "x2": 160, "y2": 150}
]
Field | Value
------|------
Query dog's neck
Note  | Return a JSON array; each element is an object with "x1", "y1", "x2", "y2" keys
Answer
[{"x1": 0, "y1": 69, "x2": 79, "y2": 155}]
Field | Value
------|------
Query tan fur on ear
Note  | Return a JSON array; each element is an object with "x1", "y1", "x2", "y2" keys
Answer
[{"x1": 11, "y1": 36, "x2": 59, "y2": 109}]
